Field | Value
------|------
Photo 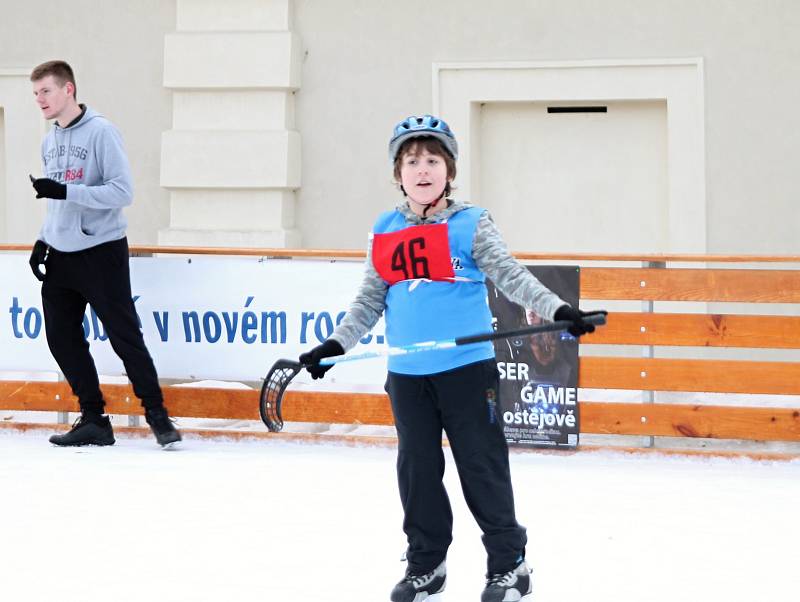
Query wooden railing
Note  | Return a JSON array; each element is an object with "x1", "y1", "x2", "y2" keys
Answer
[{"x1": 2, "y1": 245, "x2": 799, "y2": 452}]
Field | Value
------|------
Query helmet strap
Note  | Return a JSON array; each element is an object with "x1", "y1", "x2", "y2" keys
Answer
[
  {"x1": 401, "y1": 182, "x2": 450, "y2": 217},
  {"x1": 423, "y1": 188, "x2": 448, "y2": 217}
]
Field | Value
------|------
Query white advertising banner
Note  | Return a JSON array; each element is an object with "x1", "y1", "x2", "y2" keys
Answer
[{"x1": 1, "y1": 253, "x2": 388, "y2": 387}]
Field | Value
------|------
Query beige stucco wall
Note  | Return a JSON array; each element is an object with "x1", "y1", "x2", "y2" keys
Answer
[
  {"x1": 0, "y1": 0, "x2": 174, "y2": 244},
  {"x1": 293, "y1": 0, "x2": 800, "y2": 253},
  {"x1": 1, "y1": 0, "x2": 798, "y2": 253}
]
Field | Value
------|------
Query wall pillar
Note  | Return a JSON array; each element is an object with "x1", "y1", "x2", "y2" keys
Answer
[
  {"x1": 0, "y1": 69, "x2": 47, "y2": 244},
  {"x1": 159, "y1": 0, "x2": 301, "y2": 247}
]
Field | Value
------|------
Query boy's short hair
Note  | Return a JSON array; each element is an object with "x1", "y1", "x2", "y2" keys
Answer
[
  {"x1": 393, "y1": 136, "x2": 457, "y2": 197},
  {"x1": 30, "y1": 60, "x2": 77, "y2": 99}
]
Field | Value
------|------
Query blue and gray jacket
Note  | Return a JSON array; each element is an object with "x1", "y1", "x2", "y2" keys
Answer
[{"x1": 330, "y1": 200, "x2": 566, "y2": 375}]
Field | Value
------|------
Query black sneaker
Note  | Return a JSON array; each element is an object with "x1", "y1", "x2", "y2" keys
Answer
[
  {"x1": 49, "y1": 414, "x2": 115, "y2": 447},
  {"x1": 390, "y1": 560, "x2": 446, "y2": 602},
  {"x1": 481, "y1": 559, "x2": 532, "y2": 602},
  {"x1": 145, "y1": 407, "x2": 182, "y2": 447}
]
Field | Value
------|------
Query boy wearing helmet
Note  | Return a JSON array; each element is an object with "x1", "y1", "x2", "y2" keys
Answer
[{"x1": 299, "y1": 115, "x2": 596, "y2": 602}]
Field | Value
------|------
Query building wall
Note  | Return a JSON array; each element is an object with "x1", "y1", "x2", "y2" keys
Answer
[
  {"x1": 0, "y1": 0, "x2": 175, "y2": 244},
  {"x1": 293, "y1": 0, "x2": 800, "y2": 253},
  {"x1": 1, "y1": 0, "x2": 798, "y2": 253}
]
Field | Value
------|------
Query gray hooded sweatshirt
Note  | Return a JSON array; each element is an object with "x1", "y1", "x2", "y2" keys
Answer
[{"x1": 39, "y1": 105, "x2": 133, "y2": 252}]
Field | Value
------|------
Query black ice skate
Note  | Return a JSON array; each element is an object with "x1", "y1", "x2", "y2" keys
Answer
[
  {"x1": 481, "y1": 559, "x2": 532, "y2": 602},
  {"x1": 145, "y1": 406, "x2": 182, "y2": 447},
  {"x1": 49, "y1": 414, "x2": 115, "y2": 447},
  {"x1": 390, "y1": 560, "x2": 446, "y2": 602}
]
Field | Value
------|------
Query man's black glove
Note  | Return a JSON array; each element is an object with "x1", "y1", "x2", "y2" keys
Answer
[
  {"x1": 29, "y1": 174, "x2": 66, "y2": 200},
  {"x1": 29, "y1": 240, "x2": 49, "y2": 282},
  {"x1": 299, "y1": 339, "x2": 344, "y2": 380},
  {"x1": 554, "y1": 305, "x2": 604, "y2": 337}
]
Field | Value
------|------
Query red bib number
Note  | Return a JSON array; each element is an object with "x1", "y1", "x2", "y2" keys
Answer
[{"x1": 372, "y1": 223, "x2": 455, "y2": 285}]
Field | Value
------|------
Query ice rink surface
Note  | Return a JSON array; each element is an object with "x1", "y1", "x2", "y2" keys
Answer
[{"x1": 1, "y1": 430, "x2": 798, "y2": 602}]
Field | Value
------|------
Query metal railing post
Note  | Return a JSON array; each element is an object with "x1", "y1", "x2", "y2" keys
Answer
[
  {"x1": 56, "y1": 372, "x2": 69, "y2": 425},
  {"x1": 641, "y1": 260, "x2": 665, "y2": 448}
]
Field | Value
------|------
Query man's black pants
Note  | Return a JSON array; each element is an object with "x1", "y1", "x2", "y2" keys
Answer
[
  {"x1": 41, "y1": 237, "x2": 163, "y2": 414},
  {"x1": 386, "y1": 359, "x2": 527, "y2": 576}
]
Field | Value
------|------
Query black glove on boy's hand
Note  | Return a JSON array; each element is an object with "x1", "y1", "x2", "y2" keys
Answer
[
  {"x1": 554, "y1": 305, "x2": 604, "y2": 337},
  {"x1": 29, "y1": 174, "x2": 66, "y2": 200},
  {"x1": 299, "y1": 339, "x2": 344, "y2": 380},
  {"x1": 29, "y1": 240, "x2": 49, "y2": 282}
]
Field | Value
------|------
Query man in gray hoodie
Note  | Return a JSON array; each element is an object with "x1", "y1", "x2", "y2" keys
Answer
[{"x1": 28, "y1": 60, "x2": 180, "y2": 447}]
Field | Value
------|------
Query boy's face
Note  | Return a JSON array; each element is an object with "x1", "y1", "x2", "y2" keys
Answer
[
  {"x1": 399, "y1": 147, "x2": 451, "y2": 207},
  {"x1": 32, "y1": 75, "x2": 75, "y2": 122}
]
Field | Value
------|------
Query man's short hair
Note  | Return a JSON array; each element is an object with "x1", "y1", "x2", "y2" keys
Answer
[{"x1": 30, "y1": 60, "x2": 77, "y2": 99}]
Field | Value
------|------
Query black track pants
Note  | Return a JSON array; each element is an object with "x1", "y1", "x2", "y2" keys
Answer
[
  {"x1": 386, "y1": 359, "x2": 527, "y2": 575},
  {"x1": 41, "y1": 238, "x2": 163, "y2": 414}
]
